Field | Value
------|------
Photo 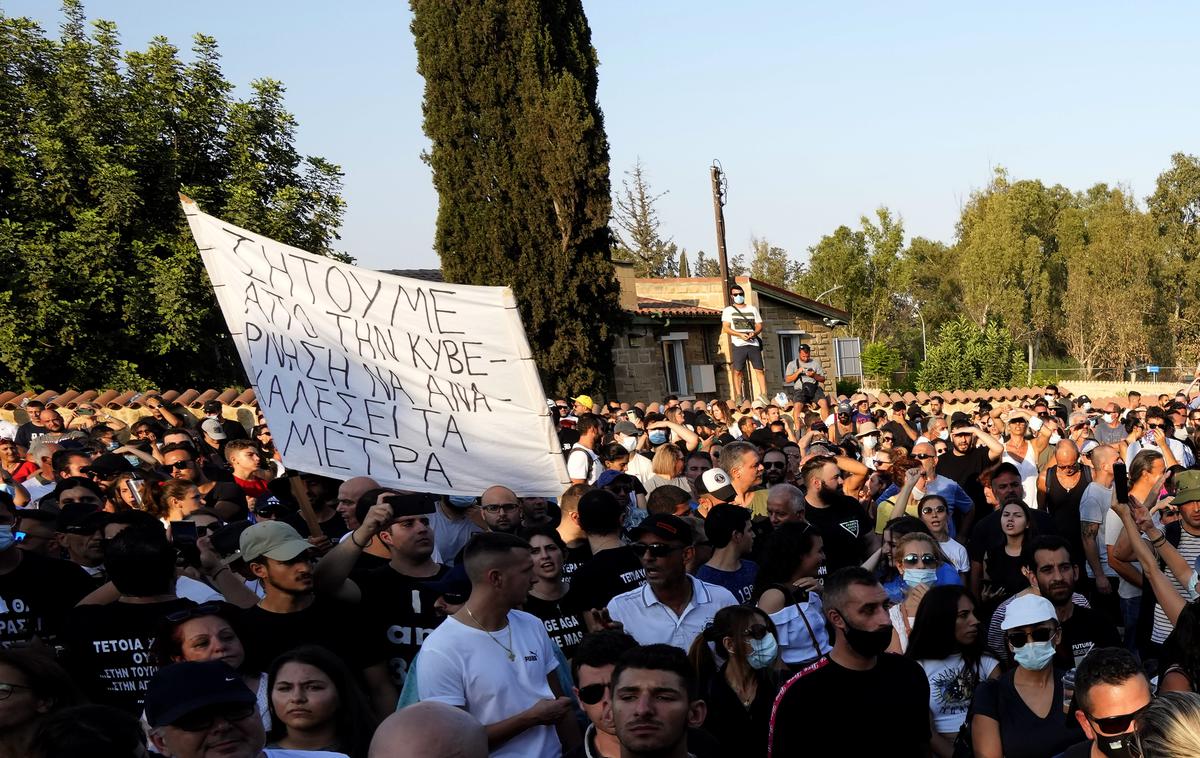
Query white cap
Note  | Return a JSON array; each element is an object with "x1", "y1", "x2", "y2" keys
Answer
[
  {"x1": 200, "y1": 417, "x2": 227, "y2": 441},
  {"x1": 1000, "y1": 594, "x2": 1056, "y2": 630}
]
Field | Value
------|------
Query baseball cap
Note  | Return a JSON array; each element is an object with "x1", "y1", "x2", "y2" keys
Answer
[
  {"x1": 1000, "y1": 594, "x2": 1056, "y2": 631},
  {"x1": 630, "y1": 513, "x2": 694, "y2": 545},
  {"x1": 1176, "y1": 470, "x2": 1200, "y2": 505},
  {"x1": 202, "y1": 400, "x2": 223, "y2": 415},
  {"x1": 85, "y1": 452, "x2": 135, "y2": 478},
  {"x1": 200, "y1": 418, "x2": 227, "y2": 441},
  {"x1": 145, "y1": 660, "x2": 256, "y2": 728},
  {"x1": 798, "y1": 343, "x2": 811, "y2": 351},
  {"x1": 837, "y1": 401, "x2": 852, "y2": 415},
  {"x1": 614, "y1": 421, "x2": 643, "y2": 437},
  {"x1": 695, "y1": 468, "x2": 737, "y2": 503},
  {"x1": 751, "y1": 399, "x2": 766, "y2": 410},
  {"x1": 692, "y1": 412, "x2": 717, "y2": 429},
  {"x1": 238, "y1": 521, "x2": 312, "y2": 562},
  {"x1": 572, "y1": 395, "x2": 595, "y2": 411}
]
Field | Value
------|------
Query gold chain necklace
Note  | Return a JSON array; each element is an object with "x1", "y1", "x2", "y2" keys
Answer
[{"x1": 465, "y1": 607, "x2": 515, "y2": 661}]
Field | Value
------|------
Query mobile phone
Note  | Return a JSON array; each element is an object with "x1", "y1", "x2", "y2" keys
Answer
[
  {"x1": 125, "y1": 479, "x2": 144, "y2": 509},
  {"x1": 170, "y1": 520, "x2": 198, "y2": 545},
  {"x1": 1113, "y1": 462, "x2": 1129, "y2": 504}
]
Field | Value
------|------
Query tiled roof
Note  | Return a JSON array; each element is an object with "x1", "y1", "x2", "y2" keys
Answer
[
  {"x1": 633, "y1": 297, "x2": 722, "y2": 318},
  {"x1": 0, "y1": 388, "x2": 256, "y2": 411},
  {"x1": 850, "y1": 387, "x2": 1131, "y2": 410}
]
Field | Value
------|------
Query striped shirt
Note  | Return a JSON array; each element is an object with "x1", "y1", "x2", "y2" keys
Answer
[{"x1": 1151, "y1": 529, "x2": 1200, "y2": 644}]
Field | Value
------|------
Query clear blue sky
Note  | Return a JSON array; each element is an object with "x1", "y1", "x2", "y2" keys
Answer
[{"x1": 10, "y1": 1, "x2": 1200, "y2": 270}]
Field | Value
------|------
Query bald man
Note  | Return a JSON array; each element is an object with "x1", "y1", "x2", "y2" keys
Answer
[
  {"x1": 370, "y1": 702, "x2": 488, "y2": 758},
  {"x1": 480, "y1": 485, "x2": 522, "y2": 534},
  {"x1": 1037, "y1": 440, "x2": 1091, "y2": 569},
  {"x1": 337, "y1": 476, "x2": 381, "y2": 531},
  {"x1": 1079, "y1": 445, "x2": 1120, "y2": 620}
]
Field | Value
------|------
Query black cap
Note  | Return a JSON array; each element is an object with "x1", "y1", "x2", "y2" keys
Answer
[
  {"x1": 85, "y1": 452, "x2": 134, "y2": 479},
  {"x1": 691, "y1": 413, "x2": 717, "y2": 429},
  {"x1": 145, "y1": 661, "x2": 256, "y2": 728},
  {"x1": 202, "y1": 400, "x2": 223, "y2": 415},
  {"x1": 798, "y1": 343, "x2": 811, "y2": 352},
  {"x1": 630, "y1": 513, "x2": 694, "y2": 545}
]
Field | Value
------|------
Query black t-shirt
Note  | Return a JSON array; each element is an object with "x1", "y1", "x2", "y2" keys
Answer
[
  {"x1": 973, "y1": 669, "x2": 1083, "y2": 758},
  {"x1": 522, "y1": 593, "x2": 586, "y2": 659},
  {"x1": 561, "y1": 542, "x2": 592, "y2": 591},
  {"x1": 770, "y1": 654, "x2": 930, "y2": 756},
  {"x1": 937, "y1": 447, "x2": 993, "y2": 508},
  {"x1": 804, "y1": 494, "x2": 872, "y2": 573},
  {"x1": 0, "y1": 551, "x2": 96, "y2": 648},
  {"x1": 564, "y1": 545, "x2": 645, "y2": 613},
  {"x1": 1059, "y1": 740, "x2": 1093, "y2": 758},
  {"x1": 1059, "y1": 604, "x2": 1121, "y2": 669},
  {"x1": 238, "y1": 596, "x2": 385, "y2": 674},
  {"x1": 65, "y1": 597, "x2": 196, "y2": 715},
  {"x1": 201, "y1": 480, "x2": 248, "y2": 517},
  {"x1": 357, "y1": 563, "x2": 448, "y2": 688},
  {"x1": 967, "y1": 507, "x2": 1057, "y2": 563}
]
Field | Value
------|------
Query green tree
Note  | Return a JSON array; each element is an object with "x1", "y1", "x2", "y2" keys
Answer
[
  {"x1": 746, "y1": 235, "x2": 800, "y2": 288},
  {"x1": 1148, "y1": 153, "x2": 1200, "y2": 360},
  {"x1": 0, "y1": 1, "x2": 345, "y2": 389},
  {"x1": 916, "y1": 317, "x2": 1026, "y2": 391},
  {"x1": 797, "y1": 224, "x2": 868, "y2": 327},
  {"x1": 676, "y1": 249, "x2": 690, "y2": 277},
  {"x1": 693, "y1": 250, "x2": 720, "y2": 277},
  {"x1": 612, "y1": 158, "x2": 677, "y2": 277},
  {"x1": 411, "y1": 0, "x2": 622, "y2": 395},
  {"x1": 860, "y1": 342, "x2": 900, "y2": 388}
]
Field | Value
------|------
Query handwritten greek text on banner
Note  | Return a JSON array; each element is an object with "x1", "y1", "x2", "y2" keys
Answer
[{"x1": 182, "y1": 198, "x2": 570, "y2": 497}]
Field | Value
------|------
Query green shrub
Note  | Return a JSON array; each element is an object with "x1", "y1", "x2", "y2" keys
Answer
[
  {"x1": 861, "y1": 342, "x2": 902, "y2": 388},
  {"x1": 917, "y1": 318, "x2": 1026, "y2": 391}
]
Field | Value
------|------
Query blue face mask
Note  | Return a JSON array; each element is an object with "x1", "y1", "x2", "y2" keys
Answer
[
  {"x1": 1013, "y1": 640, "x2": 1056, "y2": 671},
  {"x1": 648, "y1": 430, "x2": 669, "y2": 446},
  {"x1": 903, "y1": 568, "x2": 938, "y2": 588},
  {"x1": 0, "y1": 525, "x2": 14, "y2": 552},
  {"x1": 747, "y1": 633, "x2": 779, "y2": 670},
  {"x1": 733, "y1": 295, "x2": 745, "y2": 304}
]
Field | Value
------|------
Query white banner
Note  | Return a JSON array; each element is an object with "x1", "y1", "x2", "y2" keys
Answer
[{"x1": 182, "y1": 197, "x2": 570, "y2": 497}]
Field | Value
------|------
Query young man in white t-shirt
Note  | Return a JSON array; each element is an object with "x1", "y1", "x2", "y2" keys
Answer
[
  {"x1": 720, "y1": 283, "x2": 765, "y2": 403},
  {"x1": 416, "y1": 532, "x2": 581, "y2": 757},
  {"x1": 566, "y1": 414, "x2": 602, "y2": 485}
]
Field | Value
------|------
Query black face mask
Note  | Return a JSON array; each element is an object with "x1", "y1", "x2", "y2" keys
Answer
[
  {"x1": 836, "y1": 615, "x2": 892, "y2": 658},
  {"x1": 1095, "y1": 733, "x2": 1136, "y2": 758}
]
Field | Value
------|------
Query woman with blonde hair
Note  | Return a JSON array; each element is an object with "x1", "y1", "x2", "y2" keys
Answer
[
  {"x1": 1134, "y1": 690, "x2": 1200, "y2": 756},
  {"x1": 644, "y1": 443, "x2": 689, "y2": 495},
  {"x1": 887, "y1": 531, "x2": 948, "y2": 653}
]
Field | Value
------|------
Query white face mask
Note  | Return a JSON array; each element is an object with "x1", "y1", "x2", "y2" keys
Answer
[
  {"x1": 1175, "y1": 428, "x2": 1189, "y2": 441},
  {"x1": 1048, "y1": 433, "x2": 1062, "y2": 445},
  {"x1": 937, "y1": 430, "x2": 949, "y2": 441},
  {"x1": 619, "y1": 436, "x2": 638, "y2": 452},
  {"x1": 861, "y1": 436, "x2": 877, "y2": 450},
  {"x1": 733, "y1": 294, "x2": 745, "y2": 304},
  {"x1": 1028, "y1": 416, "x2": 1043, "y2": 433},
  {"x1": 1082, "y1": 402, "x2": 1092, "y2": 411},
  {"x1": 1102, "y1": 413, "x2": 1115, "y2": 424}
]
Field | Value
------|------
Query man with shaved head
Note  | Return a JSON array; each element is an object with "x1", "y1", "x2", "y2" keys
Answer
[
  {"x1": 1037, "y1": 439, "x2": 1091, "y2": 572},
  {"x1": 1079, "y1": 444, "x2": 1121, "y2": 622},
  {"x1": 416, "y1": 532, "x2": 581, "y2": 756},
  {"x1": 336, "y1": 476, "x2": 381, "y2": 531},
  {"x1": 480, "y1": 484, "x2": 522, "y2": 534},
  {"x1": 370, "y1": 701, "x2": 488, "y2": 758}
]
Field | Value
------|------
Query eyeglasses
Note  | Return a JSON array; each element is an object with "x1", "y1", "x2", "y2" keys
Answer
[
  {"x1": 0, "y1": 682, "x2": 31, "y2": 701},
  {"x1": 629, "y1": 542, "x2": 685, "y2": 559},
  {"x1": 1086, "y1": 703, "x2": 1149, "y2": 736},
  {"x1": 172, "y1": 702, "x2": 257, "y2": 732},
  {"x1": 165, "y1": 601, "x2": 226, "y2": 624},
  {"x1": 167, "y1": 460, "x2": 194, "y2": 470},
  {"x1": 920, "y1": 506, "x2": 947, "y2": 515},
  {"x1": 901, "y1": 553, "x2": 940, "y2": 566},
  {"x1": 762, "y1": 461, "x2": 787, "y2": 470},
  {"x1": 881, "y1": 436, "x2": 894, "y2": 442},
  {"x1": 577, "y1": 682, "x2": 607, "y2": 705},
  {"x1": 479, "y1": 503, "x2": 520, "y2": 514},
  {"x1": 1006, "y1": 627, "x2": 1056, "y2": 648},
  {"x1": 606, "y1": 486, "x2": 633, "y2": 495},
  {"x1": 745, "y1": 624, "x2": 770, "y2": 640},
  {"x1": 912, "y1": 453, "x2": 936, "y2": 461}
]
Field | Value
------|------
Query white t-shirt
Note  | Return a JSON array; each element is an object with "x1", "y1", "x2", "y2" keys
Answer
[
  {"x1": 1104, "y1": 508, "x2": 1141, "y2": 599},
  {"x1": 1079, "y1": 482, "x2": 1117, "y2": 580},
  {"x1": 566, "y1": 443, "x2": 601, "y2": 484},
  {"x1": 625, "y1": 452, "x2": 656, "y2": 487},
  {"x1": 939, "y1": 539, "x2": 970, "y2": 574},
  {"x1": 416, "y1": 611, "x2": 560, "y2": 758},
  {"x1": 721, "y1": 304, "x2": 763, "y2": 347},
  {"x1": 919, "y1": 654, "x2": 1000, "y2": 734}
]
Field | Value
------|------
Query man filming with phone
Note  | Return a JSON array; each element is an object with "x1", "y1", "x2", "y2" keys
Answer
[{"x1": 784, "y1": 343, "x2": 826, "y2": 407}]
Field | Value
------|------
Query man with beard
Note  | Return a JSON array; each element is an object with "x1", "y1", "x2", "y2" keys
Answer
[
  {"x1": 760, "y1": 448, "x2": 789, "y2": 488},
  {"x1": 768, "y1": 567, "x2": 930, "y2": 755},
  {"x1": 799, "y1": 457, "x2": 878, "y2": 573},
  {"x1": 480, "y1": 485, "x2": 523, "y2": 534},
  {"x1": 985, "y1": 536, "x2": 1118, "y2": 666},
  {"x1": 936, "y1": 418, "x2": 1004, "y2": 513},
  {"x1": 610, "y1": 645, "x2": 708, "y2": 758},
  {"x1": 159, "y1": 442, "x2": 246, "y2": 520}
]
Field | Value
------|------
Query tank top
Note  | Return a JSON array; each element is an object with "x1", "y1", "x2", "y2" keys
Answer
[
  {"x1": 1002, "y1": 443, "x2": 1039, "y2": 509},
  {"x1": 1044, "y1": 464, "x2": 1091, "y2": 564}
]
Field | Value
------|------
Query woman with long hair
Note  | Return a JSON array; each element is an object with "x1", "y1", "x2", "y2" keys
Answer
[
  {"x1": 752, "y1": 521, "x2": 830, "y2": 668},
  {"x1": 0, "y1": 648, "x2": 83, "y2": 758},
  {"x1": 886, "y1": 532, "x2": 948, "y2": 653},
  {"x1": 972, "y1": 500, "x2": 1036, "y2": 622},
  {"x1": 156, "y1": 479, "x2": 203, "y2": 524},
  {"x1": 111, "y1": 472, "x2": 158, "y2": 516},
  {"x1": 905, "y1": 586, "x2": 1000, "y2": 757},
  {"x1": 917, "y1": 494, "x2": 970, "y2": 581},
  {"x1": 267, "y1": 645, "x2": 378, "y2": 758},
  {"x1": 1134, "y1": 690, "x2": 1200, "y2": 756},
  {"x1": 520, "y1": 526, "x2": 586, "y2": 659},
  {"x1": 687, "y1": 604, "x2": 782, "y2": 756}
]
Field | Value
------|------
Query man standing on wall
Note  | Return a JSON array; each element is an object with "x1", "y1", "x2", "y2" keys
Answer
[
  {"x1": 784, "y1": 343, "x2": 826, "y2": 406},
  {"x1": 722, "y1": 283, "x2": 765, "y2": 404}
]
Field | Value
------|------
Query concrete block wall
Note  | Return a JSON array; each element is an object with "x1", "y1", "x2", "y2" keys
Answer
[{"x1": 754, "y1": 301, "x2": 835, "y2": 397}]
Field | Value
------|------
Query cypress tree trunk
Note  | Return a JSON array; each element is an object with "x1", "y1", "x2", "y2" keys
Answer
[{"x1": 411, "y1": 0, "x2": 623, "y2": 396}]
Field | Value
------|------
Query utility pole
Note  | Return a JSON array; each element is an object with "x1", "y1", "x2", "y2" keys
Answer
[{"x1": 710, "y1": 161, "x2": 730, "y2": 307}]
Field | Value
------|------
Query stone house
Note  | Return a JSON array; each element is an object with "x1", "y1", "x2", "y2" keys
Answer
[{"x1": 610, "y1": 262, "x2": 853, "y2": 403}]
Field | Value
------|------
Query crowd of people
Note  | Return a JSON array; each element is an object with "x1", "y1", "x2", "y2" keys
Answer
[{"x1": 4, "y1": 374, "x2": 1200, "y2": 757}]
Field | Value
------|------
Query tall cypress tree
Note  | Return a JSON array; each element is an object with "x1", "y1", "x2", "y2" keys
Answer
[{"x1": 410, "y1": 0, "x2": 623, "y2": 396}]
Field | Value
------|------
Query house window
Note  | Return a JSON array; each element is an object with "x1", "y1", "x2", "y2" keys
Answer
[
  {"x1": 660, "y1": 332, "x2": 689, "y2": 396},
  {"x1": 777, "y1": 331, "x2": 808, "y2": 381}
]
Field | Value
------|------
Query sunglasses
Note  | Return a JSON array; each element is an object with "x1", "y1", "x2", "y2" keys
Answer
[
  {"x1": 629, "y1": 542, "x2": 685, "y2": 559},
  {"x1": 165, "y1": 601, "x2": 226, "y2": 624},
  {"x1": 167, "y1": 460, "x2": 194, "y2": 470},
  {"x1": 920, "y1": 506, "x2": 947, "y2": 515},
  {"x1": 172, "y1": 702, "x2": 257, "y2": 732},
  {"x1": 1086, "y1": 704, "x2": 1149, "y2": 736},
  {"x1": 62, "y1": 525, "x2": 101, "y2": 536},
  {"x1": 762, "y1": 461, "x2": 787, "y2": 470},
  {"x1": 1006, "y1": 627, "x2": 1056, "y2": 648},
  {"x1": 901, "y1": 553, "x2": 939, "y2": 566},
  {"x1": 578, "y1": 682, "x2": 607, "y2": 705},
  {"x1": 912, "y1": 453, "x2": 936, "y2": 460},
  {"x1": 606, "y1": 486, "x2": 634, "y2": 495},
  {"x1": 881, "y1": 436, "x2": 894, "y2": 442},
  {"x1": 745, "y1": 624, "x2": 770, "y2": 640}
]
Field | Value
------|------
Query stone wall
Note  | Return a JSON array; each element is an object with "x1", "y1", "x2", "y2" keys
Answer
[
  {"x1": 611, "y1": 324, "x2": 729, "y2": 402},
  {"x1": 752, "y1": 296, "x2": 835, "y2": 398},
  {"x1": 635, "y1": 278, "x2": 727, "y2": 309}
]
